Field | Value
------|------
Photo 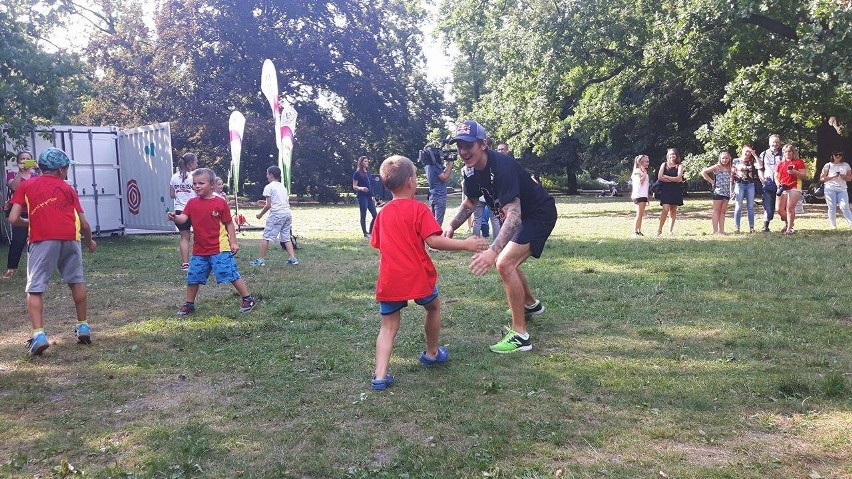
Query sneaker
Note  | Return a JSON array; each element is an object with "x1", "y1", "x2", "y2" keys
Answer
[
  {"x1": 250, "y1": 258, "x2": 266, "y2": 266},
  {"x1": 181, "y1": 262, "x2": 189, "y2": 271},
  {"x1": 26, "y1": 332, "x2": 49, "y2": 356},
  {"x1": 74, "y1": 323, "x2": 91, "y2": 344},
  {"x1": 371, "y1": 374, "x2": 394, "y2": 390},
  {"x1": 525, "y1": 300, "x2": 546, "y2": 317},
  {"x1": 177, "y1": 303, "x2": 195, "y2": 316},
  {"x1": 419, "y1": 347, "x2": 449, "y2": 366},
  {"x1": 286, "y1": 258, "x2": 299, "y2": 265},
  {"x1": 761, "y1": 223, "x2": 770, "y2": 232},
  {"x1": 239, "y1": 296, "x2": 256, "y2": 313},
  {"x1": 489, "y1": 328, "x2": 532, "y2": 353}
]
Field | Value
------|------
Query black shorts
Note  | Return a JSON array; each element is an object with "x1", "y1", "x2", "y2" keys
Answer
[
  {"x1": 175, "y1": 210, "x2": 193, "y2": 232},
  {"x1": 633, "y1": 197, "x2": 648, "y2": 204},
  {"x1": 711, "y1": 194, "x2": 730, "y2": 201},
  {"x1": 512, "y1": 198, "x2": 557, "y2": 259}
]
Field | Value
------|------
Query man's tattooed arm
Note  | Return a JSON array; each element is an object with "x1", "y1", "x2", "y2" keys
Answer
[
  {"x1": 490, "y1": 198, "x2": 521, "y2": 254},
  {"x1": 449, "y1": 198, "x2": 478, "y2": 231}
]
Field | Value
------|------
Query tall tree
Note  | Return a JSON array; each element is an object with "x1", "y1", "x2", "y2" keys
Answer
[{"x1": 71, "y1": 0, "x2": 446, "y2": 196}]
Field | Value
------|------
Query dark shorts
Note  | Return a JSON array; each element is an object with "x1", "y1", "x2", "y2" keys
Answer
[
  {"x1": 379, "y1": 286, "x2": 439, "y2": 315},
  {"x1": 513, "y1": 198, "x2": 557, "y2": 259},
  {"x1": 186, "y1": 252, "x2": 241, "y2": 285},
  {"x1": 711, "y1": 194, "x2": 730, "y2": 201},
  {"x1": 175, "y1": 210, "x2": 192, "y2": 232},
  {"x1": 633, "y1": 197, "x2": 648, "y2": 204}
]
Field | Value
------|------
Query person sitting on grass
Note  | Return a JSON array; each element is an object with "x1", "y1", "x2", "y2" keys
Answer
[
  {"x1": 369, "y1": 155, "x2": 488, "y2": 391},
  {"x1": 8, "y1": 147, "x2": 97, "y2": 356},
  {"x1": 166, "y1": 168, "x2": 255, "y2": 316},
  {"x1": 251, "y1": 166, "x2": 298, "y2": 266}
]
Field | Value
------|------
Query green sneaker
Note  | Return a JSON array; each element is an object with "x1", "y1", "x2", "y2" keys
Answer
[{"x1": 489, "y1": 328, "x2": 532, "y2": 353}]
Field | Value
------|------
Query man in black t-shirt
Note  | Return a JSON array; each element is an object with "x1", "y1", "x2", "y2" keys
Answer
[{"x1": 443, "y1": 121, "x2": 557, "y2": 353}]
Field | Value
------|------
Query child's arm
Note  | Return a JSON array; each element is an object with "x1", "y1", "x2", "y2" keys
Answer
[
  {"x1": 166, "y1": 211, "x2": 189, "y2": 224},
  {"x1": 425, "y1": 233, "x2": 488, "y2": 252},
  {"x1": 78, "y1": 211, "x2": 97, "y2": 253},
  {"x1": 224, "y1": 220, "x2": 240, "y2": 255},
  {"x1": 256, "y1": 196, "x2": 271, "y2": 219}
]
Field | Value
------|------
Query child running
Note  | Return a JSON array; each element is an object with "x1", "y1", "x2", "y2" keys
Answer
[
  {"x1": 166, "y1": 168, "x2": 255, "y2": 315},
  {"x1": 251, "y1": 166, "x2": 298, "y2": 265},
  {"x1": 369, "y1": 155, "x2": 487, "y2": 390},
  {"x1": 8, "y1": 148, "x2": 97, "y2": 356}
]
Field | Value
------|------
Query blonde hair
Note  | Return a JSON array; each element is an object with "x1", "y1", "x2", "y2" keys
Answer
[
  {"x1": 782, "y1": 144, "x2": 798, "y2": 156},
  {"x1": 192, "y1": 167, "x2": 216, "y2": 184},
  {"x1": 633, "y1": 155, "x2": 648, "y2": 168},
  {"x1": 179, "y1": 152, "x2": 198, "y2": 181},
  {"x1": 380, "y1": 155, "x2": 416, "y2": 191}
]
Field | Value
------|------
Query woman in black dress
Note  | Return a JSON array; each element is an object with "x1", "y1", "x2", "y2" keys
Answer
[{"x1": 656, "y1": 148, "x2": 685, "y2": 236}]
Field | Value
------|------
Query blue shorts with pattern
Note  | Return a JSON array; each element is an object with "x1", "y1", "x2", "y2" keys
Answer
[
  {"x1": 379, "y1": 286, "x2": 439, "y2": 315},
  {"x1": 186, "y1": 252, "x2": 241, "y2": 285}
]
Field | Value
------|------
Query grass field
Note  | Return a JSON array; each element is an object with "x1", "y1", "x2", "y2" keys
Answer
[{"x1": 0, "y1": 195, "x2": 850, "y2": 479}]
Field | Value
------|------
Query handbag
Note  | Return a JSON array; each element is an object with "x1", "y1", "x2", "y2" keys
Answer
[{"x1": 650, "y1": 180, "x2": 663, "y2": 195}]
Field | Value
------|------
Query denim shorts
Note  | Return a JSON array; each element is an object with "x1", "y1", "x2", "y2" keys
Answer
[
  {"x1": 186, "y1": 252, "x2": 241, "y2": 285},
  {"x1": 379, "y1": 286, "x2": 439, "y2": 315}
]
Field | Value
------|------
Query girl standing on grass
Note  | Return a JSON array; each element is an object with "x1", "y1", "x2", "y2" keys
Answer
[
  {"x1": 701, "y1": 151, "x2": 733, "y2": 235},
  {"x1": 169, "y1": 152, "x2": 198, "y2": 270},
  {"x1": 775, "y1": 144, "x2": 806, "y2": 235},
  {"x1": 353, "y1": 156, "x2": 378, "y2": 239},
  {"x1": 4, "y1": 151, "x2": 38, "y2": 279},
  {"x1": 732, "y1": 145, "x2": 761, "y2": 233},
  {"x1": 819, "y1": 150, "x2": 852, "y2": 229},
  {"x1": 630, "y1": 154, "x2": 650, "y2": 237},
  {"x1": 656, "y1": 148, "x2": 685, "y2": 236}
]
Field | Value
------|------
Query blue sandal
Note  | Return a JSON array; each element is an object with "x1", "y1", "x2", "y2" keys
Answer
[
  {"x1": 419, "y1": 347, "x2": 449, "y2": 366},
  {"x1": 371, "y1": 374, "x2": 394, "y2": 390}
]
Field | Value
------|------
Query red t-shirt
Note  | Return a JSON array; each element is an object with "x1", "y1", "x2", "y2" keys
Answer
[
  {"x1": 181, "y1": 196, "x2": 232, "y2": 256},
  {"x1": 370, "y1": 198, "x2": 442, "y2": 301},
  {"x1": 776, "y1": 159, "x2": 806, "y2": 189},
  {"x1": 10, "y1": 175, "x2": 83, "y2": 242}
]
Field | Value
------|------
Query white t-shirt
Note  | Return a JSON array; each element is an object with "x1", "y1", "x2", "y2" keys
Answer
[
  {"x1": 263, "y1": 181, "x2": 291, "y2": 215},
  {"x1": 170, "y1": 171, "x2": 196, "y2": 210},
  {"x1": 631, "y1": 167, "x2": 649, "y2": 199},
  {"x1": 822, "y1": 162, "x2": 851, "y2": 191}
]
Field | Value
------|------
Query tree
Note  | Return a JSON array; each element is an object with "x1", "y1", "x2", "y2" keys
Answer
[
  {"x1": 0, "y1": 2, "x2": 89, "y2": 150},
  {"x1": 69, "y1": 0, "x2": 446, "y2": 197}
]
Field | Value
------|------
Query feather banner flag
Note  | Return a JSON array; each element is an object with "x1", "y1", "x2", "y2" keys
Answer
[
  {"x1": 228, "y1": 110, "x2": 246, "y2": 197},
  {"x1": 278, "y1": 100, "x2": 298, "y2": 191}
]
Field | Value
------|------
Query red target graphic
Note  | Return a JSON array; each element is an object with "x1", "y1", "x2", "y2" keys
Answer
[{"x1": 127, "y1": 179, "x2": 142, "y2": 215}]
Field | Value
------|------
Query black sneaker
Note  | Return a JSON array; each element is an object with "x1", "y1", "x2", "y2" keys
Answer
[
  {"x1": 524, "y1": 300, "x2": 546, "y2": 317},
  {"x1": 177, "y1": 303, "x2": 195, "y2": 316},
  {"x1": 239, "y1": 296, "x2": 255, "y2": 313}
]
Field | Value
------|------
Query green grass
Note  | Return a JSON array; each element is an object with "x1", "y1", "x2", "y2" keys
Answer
[{"x1": 0, "y1": 195, "x2": 850, "y2": 478}]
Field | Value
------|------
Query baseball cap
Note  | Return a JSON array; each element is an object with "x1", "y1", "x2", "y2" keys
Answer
[
  {"x1": 448, "y1": 120, "x2": 487, "y2": 144},
  {"x1": 37, "y1": 147, "x2": 76, "y2": 171}
]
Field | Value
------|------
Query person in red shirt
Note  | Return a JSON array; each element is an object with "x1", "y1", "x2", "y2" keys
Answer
[
  {"x1": 9, "y1": 147, "x2": 97, "y2": 356},
  {"x1": 166, "y1": 168, "x2": 255, "y2": 316},
  {"x1": 369, "y1": 155, "x2": 486, "y2": 390},
  {"x1": 774, "y1": 144, "x2": 807, "y2": 235}
]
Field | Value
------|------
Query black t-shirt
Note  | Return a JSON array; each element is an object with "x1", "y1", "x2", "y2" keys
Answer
[{"x1": 463, "y1": 150, "x2": 553, "y2": 223}]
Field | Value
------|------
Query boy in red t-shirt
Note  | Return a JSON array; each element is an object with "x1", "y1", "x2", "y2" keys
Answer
[
  {"x1": 369, "y1": 155, "x2": 487, "y2": 390},
  {"x1": 166, "y1": 168, "x2": 255, "y2": 315},
  {"x1": 9, "y1": 147, "x2": 97, "y2": 356}
]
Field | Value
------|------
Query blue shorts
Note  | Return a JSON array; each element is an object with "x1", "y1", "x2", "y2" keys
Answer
[
  {"x1": 513, "y1": 198, "x2": 557, "y2": 258},
  {"x1": 379, "y1": 286, "x2": 439, "y2": 315},
  {"x1": 186, "y1": 252, "x2": 241, "y2": 285}
]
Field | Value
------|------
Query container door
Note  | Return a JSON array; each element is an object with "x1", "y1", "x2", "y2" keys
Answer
[{"x1": 118, "y1": 122, "x2": 175, "y2": 232}]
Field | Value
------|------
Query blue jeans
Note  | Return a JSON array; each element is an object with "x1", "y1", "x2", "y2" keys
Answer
[
  {"x1": 734, "y1": 183, "x2": 755, "y2": 230},
  {"x1": 357, "y1": 195, "x2": 377, "y2": 236},
  {"x1": 429, "y1": 191, "x2": 447, "y2": 226},
  {"x1": 824, "y1": 188, "x2": 852, "y2": 228}
]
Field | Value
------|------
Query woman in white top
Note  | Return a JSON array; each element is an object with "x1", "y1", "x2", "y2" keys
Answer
[
  {"x1": 819, "y1": 150, "x2": 852, "y2": 229},
  {"x1": 630, "y1": 154, "x2": 650, "y2": 237},
  {"x1": 169, "y1": 152, "x2": 198, "y2": 270}
]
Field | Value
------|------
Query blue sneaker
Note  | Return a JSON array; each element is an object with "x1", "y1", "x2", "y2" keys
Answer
[
  {"x1": 74, "y1": 323, "x2": 92, "y2": 344},
  {"x1": 419, "y1": 347, "x2": 449, "y2": 366},
  {"x1": 371, "y1": 374, "x2": 394, "y2": 390},
  {"x1": 26, "y1": 332, "x2": 49, "y2": 356},
  {"x1": 250, "y1": 258, "x2": 266, "y2": 266},
  {"x1": 286, "y1": 257, "x2": 299, "y2": 265}
]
